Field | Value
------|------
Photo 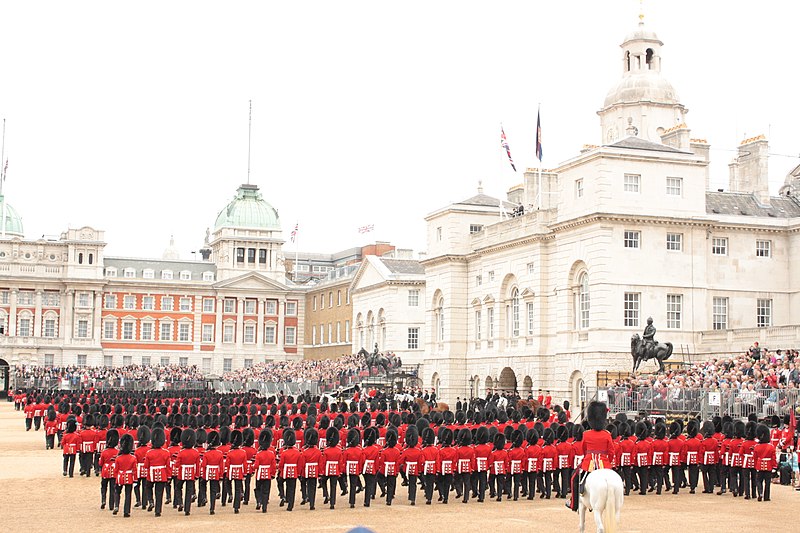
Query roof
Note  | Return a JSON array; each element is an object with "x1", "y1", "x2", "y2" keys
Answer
[
  {"x1": 705, "y1": 192, "x2": 800, "y2": 218},
  {"x1": 214, "y1": 184, "x2": 281, "y2": 231},
  {"x1": 379, "y1": 258, "x2": 424, "y2": 276},
  {"x1": 456, "y1": 193, "x2": 516, "y2": 209},
  {"x1": 606, "y1": 136, "x2": 691, "y2": 154},
  {"x1": 105, "y1": 257, "x2": 216, "y2": 280}
]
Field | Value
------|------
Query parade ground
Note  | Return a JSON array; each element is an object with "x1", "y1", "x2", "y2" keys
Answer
[{"x1": 0, "y1": 402, "x2": 795, "y2": 533}]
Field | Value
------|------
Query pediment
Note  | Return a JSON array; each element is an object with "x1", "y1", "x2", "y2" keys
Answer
[
  {"x1": 482, "y1": 294, "x2": 495, "y2": 304},
  {"x1": 350, "y1": 256, "x2": 388, "y2": 292},
  {"x1": 213, "y1": 271, "x2": 289, "y2": 292}
]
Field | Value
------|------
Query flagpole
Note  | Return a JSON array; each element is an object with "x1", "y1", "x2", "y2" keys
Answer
[
  {"x1": 294, "y1": 222, "x2": 299, "y2": 283},
  {"x1": 1, "y1": 118, "x2": 6, "y2": 237},
  {"x1": 499, "y1": 123, "x2": 506, "y2": 220},
  {"x1": 537, "y1": 104, "x2": 542, "y2": 210}
]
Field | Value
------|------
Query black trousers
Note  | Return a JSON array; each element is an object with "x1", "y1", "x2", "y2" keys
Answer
[
  {"x1": 701, "y1": 464, "x2": 716, "y2": 492},
  {"x1": 620, "y1": 465, "x2": 633, "y2": 494},
  {"x1": 421, "y1": 473, "x2": 435, "y2": 503},
  {"x1": 322, "y1": 476, "x2": 337, "y2": 507},
  {"x1": 637, "y1": 466, "x2": 649, "y2": 495},
  {"x1": 346, "y1": 474, "x2": 360, "y2": 506},
  {"x1": 384, "y1": 475, "x2": 397, "y2": 504},
  {"x1": 718, "y1": 464, "x2": 729, "y2": 493},
  {"x1": 475, "y1": 471, "x2": 488, "y2": 501},
  {"x1": 45, "y1": 434, "x2": 55, "y2": 450},
  {"x1": 729, "y1": 466, "x2": 741, "y2": 495},
  {"x1": 304, "y1": 477, "x2": 317, "y2": 509},
  {"x1": 154, "y1": 481, "x2": 168, "y2": 515},
  {"x1": 687, "y1": 464, "x2": 700, "y2": 490},
  {"x1": 255, "y1": 479, "x2": 272, "y2": 511},
  {"x1": 198, "y1": 478, "x2": 207, "y2": 506},
  {"x1": 756, "y1": 470, "x2": 771, "y2": 500},
  {"x1": 558, "y1": 468, "x2": 571, "y2": 498},
  {"x1": 670, "y1": 466, "x2": 682, "y2": 493},
  {"x1": 208, "y1": 480, "x2": 220, "y2": 513},
  {"x1": 115, "y1": 484, "x2": 133, "y2": 515},
  {"x1": 221, "y1": 478, "x2": 231, "y2": 506},
  {"x1": 525, "y1": 472, "x2": 537, "y2": 499},
  {"x1": 177, "y1": 480, "x2": 195, "y2": 513},
  {"x1": 25, "y1": 418, "x2": 32, "y2": 431},
  {"x1": 101, "y1": 478, "x2": 116, "y2": 509},
  {"x1": 244, "y1": 474, "x2": 252, "y2": 504},
  {"x1": 62, "y1": 454, "x2": 76, "y2": 476},
  {"x1": 650, "y1": 465, "x2": 663, "y2": 493},
  {"x1": 232, "y1": 479, "x2": 243, "y2": 510},
  {"x1": 538, "y1": 471, "x2": 552, "y2": 498},
  {"x1": 511, "y1": 473, "x2": 524, "y2": 499},
  {"x1": 439, "y1": 473, "x2": 453, "y2": 502},
  {"x1": 493, "y1": 473, "x2": 507, "y2": 500},
  {"x1": 363, "y1": 474, "x2": 377, "y2": 506},
  {"x1": 740, "y1": 468, "x2": 753, "y2": 498},
  {"x1": 284, "y1": 478, "x2": 297, "y2": 510},
  {"x1": 407, "y1": 474, "x2": 418, "y2": 503},
  {"x1": 34, "y1": 416, "x2": 42, "y2": 431}
]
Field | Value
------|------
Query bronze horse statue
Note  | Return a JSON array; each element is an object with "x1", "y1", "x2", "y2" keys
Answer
[
  {"x1": 358, "y1": 347, "x2": 399, "y2": 376},
  {"x1": 630, "y1": 333, "x2": 673, "y2": 373}
]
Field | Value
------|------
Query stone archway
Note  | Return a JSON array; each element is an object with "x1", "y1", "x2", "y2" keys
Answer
[
  {"x1": 498, "y1": 367, "x2": 517, "y2": 393},
  {"x1": 431, "y1": 372, "x2": 440, "y2": 396},
  {"x1": 0, "y1": 358, "x2": 9, "y2": 397},
  {"x1": 485, "y1": 375, "x2": 493, "y2": 395},
  {"x1": 569, "y1": 370, "x2": 585, "y2": 417},
  {"x1": 522, "y1": 375, "x2": 533, "y2": 396}
]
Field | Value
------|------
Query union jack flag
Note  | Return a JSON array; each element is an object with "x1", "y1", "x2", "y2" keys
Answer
[
  {"x1": 290, "y1": 223, "x2": 298, "y2": 243},
  {"x1": 358, "y1": 224, "x2": 374, "y2": 234},
  {"x1": 500, "y1": 125, "x2": 516, "y2": 172}
]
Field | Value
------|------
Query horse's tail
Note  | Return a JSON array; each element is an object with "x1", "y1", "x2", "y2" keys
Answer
[
  {"x1": 663, "y1": 342, "x2": 673, "y2": 361},
  {"x1": 602, "y1": 476, "x2": 619, "y2": 533}
]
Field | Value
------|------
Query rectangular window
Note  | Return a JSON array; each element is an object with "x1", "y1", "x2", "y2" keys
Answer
[
  {"x1": 285, "y1": 326, "x2": 296, "y2": 345},
  {"x1": 122, "y1": 321, "x2": 134, "y2": 340},
  {"x1": 624, "y1": 230, "x2": 641, "y2": 249},
  {"x1": 624, "y1": 173, "x2": 640, "y2": 193},
  {"x1": 527, "y1": 302, "x2": 535, "y2": 336},
  {"x1": 265, "y1": 300, "x2": 277, "y2": 315},
  {"x1": 319, "y1": 324, "x2": 324, "y2": 344},
  {"x1": 161, "y1": 296, "x2": 173, "y2": 311},
  {"x1": 336, "y1": 321, "x2": 341, "y2": 343},
  {"x1": 44, "y1": 353, "x2": 55, "y2": 366},
  {"x1": 712, "y1": 237, "x2": 728, "y2": 256},
  {"x1": 320, "y1": 295, "x2": 324, "y2": 310},
  {"x1": 179, "y1": 297, "x2": 192, "y2": 312},
  {"x1": 337, "y1": 290, "x2": 342, "y2": 306},
  {"x1": 624, "y1": 292, "x2": 640, "y2": 327},
  {"x1": 286, "y1": 301, "x2": 297, "y2": 316},
  {"x1": 179, "y1": 356, "x2": 188, "y2": 367},
  {"x1": 345, "y1": 320, "x2": 350, "y2": 343},
  {"x1": 666, "y1": 294, "x2": 682, "y2": 329},
  {"x1": 244, "y1": 300, "x2": 256, "y2": 314},
  {"x1": 0, "y1": 291, "x2": 8, "y2": 305},
  {"x1": 329, "y1": 292, "x2": 333, "y2": 307},
  {"x1": 77, "y1": 293, "x2": 90, "y2": 308},
  {"x1": 756, "y1": 240, "x2": 771, "y2": 258},
  {"x1": 202, "y1": 271, "x2": 214, "y2": 281},
  {"x1": 259, "y1": 249, "x2": 267, "y2": 264},
  {"x1": 224, "y1": 299, "x2": 235, "y2": 313},
  {"x1": 223, "y1": 358, "x2": 232, "y2": 372},
  {"x1": 123, "y1": 355, "x2": 132, "y2": 366},
  {"x1": 202, "y1": 324, "x2": 214, "y2": 343},
  {"x1": 666, "y1": 177, "x2": 683, "y2": 196},
  {"x1": 180, "y1": 271, "x2": 191, "y2": 281},
  {"x1": 244, "y1": 358, "x2": 253, "y2": 368},
  {"x1": 407, "y1": 327, "x2": 419, "y2": 349},
  {"x1": 104, "y1": 355, "x2": 113, "y2": 367},
  {"x1": 487, "y1": 308, "x2": 494, "y2": 339},
  {"x1": 244, "y1": 324, "x2": 255, "y2": 343},
  {"x1": 476, "y1": 275, "x2": 482, "y2": 286},
  {"x1": 202, "y1": 357, "x2": 211, "y2": 373},
  {"x1": 142, "y1": 296, "x2": 154, "y2": 310},
  {"x1": 77, "y1": 319, "x2": 89, "y2": 338},
  {"x1": 77, "y1": 354, "x2": 87, "y2": 367},
  {"x1": 408, "y1": 289, "x2": 420, "y2": 306},
  {"x1": 469, "y1": 224, "x2": 483, "y2": 234},
  {"x1": 18, "y1": 318, "x2": 31, "y2": 337},
  {"x1": 161, "y1": 270, "x2": 173, "y2": 280},
  {"x1": 264, "y1": 324, "x2": 276, "y2": 344},
  {"x1": 160, "y1": 322, "x2": 172, "y2": 341},
  {"x1": 327, "y1": 323, "x2": 333, "y2": 344},
  {"x1": 203, "y1": 298, "x2": 214, "y2": 313},
  {"x1": 123, "y1": 295, "x2": 136, "y2": 310},
  {"x1": 223, "y1": 324, "x2": 234, "y2": 343},
  {"x1": 247, "y1": 248, "x2": 256, "y2": 263},
  {"x1": 575, "y1": 178, "x2": 584, "y2": 198},
  {"x1": 436, "y1": 227, "x2": 442, "y2": 241},
  {"x1": 43, "y1": 319, "x2": 56, "y2": 338},
  {"x1": 345, "y1": 290, "x2": 350, "y2": 304},
  {"x1": 757, "y1": 299, "x2": 772, "y2": 328},
  {"x1": 124, "y1": 268, "x2": 136, "y2": 278},
  {"x1": 712, "y1": 297, "x2": 728, "y2": 330},
  {"x1": 312, "y1": 326, "x2": 317, "y2": 345},
  {"x1": 313, "y1": 296, "x2": 317, "y2": 311},
  {"x1": 141, "y1": 322, "x2": 153, "y2": 341},
  {"x1": 104, "y1": 294, "x2": 116, "y2": 309},
  {"x1": 103, "y1": 321, "x2": 115, "y2": 340},
  {"x1": 487, "y1": 271, "x2": 495, "y2": 282},
  {"x1": 178, "y1": 323, "x2": 190, "y2": 342},
  {"x1": 475, "y1": 310, "x2": 482, "y2": 340},
  {"x1": 666, "y1": 232, "x2": 683, "y2": 251},
  {"x1": 160, "y1": 356, "x2": 170, "y2": 366},
  {"x1": 142, "y1": 269, "x2": 153, "y2": 279},
  {"x1": 141, "y1": 355, "x2": 150, "y2": 366},
  {"x1": 527, "y1": 262, "x2": 535, "y2": 275}
]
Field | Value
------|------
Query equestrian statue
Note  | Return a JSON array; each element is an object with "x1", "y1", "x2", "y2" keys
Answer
[
  {"x1": 630, "y1": 317, "x2": 673, "y2": 373},
  {"x1": 358, "y1": 343, "x2": 400, "y2": 376}
]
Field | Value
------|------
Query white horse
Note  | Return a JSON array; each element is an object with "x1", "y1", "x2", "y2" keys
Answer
[{"x1": 579, "y1": 469, "x2": 624, "y2": 533}]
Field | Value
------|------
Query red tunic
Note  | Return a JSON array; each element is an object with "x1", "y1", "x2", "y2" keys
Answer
[
  {"x1": 61, "y1": 432, "x2": 82, "y2": 456},
  {"x1": 301, "y1": 446, "x2": 322, "y2": 478},
  {"x1": 278, "y1": 447, "x2": 302, "y2": 479},
  {"x1": 400, "y1": 446, "x2": 424, "y2": 476},
  {"x1": 421, "y1": 445, "x2": 439, "y2": 475},
  {"x1": 378, "y1": 446, "x2": 401, "y2": 477},
  {"x1": 176, "y1": 448, "x2": 201, "y2": 480},
  {"x1": 753, "y1": 442, "x2": 777, "y2": 471},
  {"x1": 342, "y1": 446, "x2": 364, "y2": 476},
  {"x1": 457, "y1": 445, "x2": 477, "y2": 474},
  {"x1": 201, "y1": 449, "x2": 224, "y2": 480},
  {"x1": 489, "y1": 448, "x2": 509, "y2": 475},
  {"x1": 144, "y1": 447, "x2": 171, "y2": 482},
  {"x1": 321, "y1": 446, "x2": 343, "y2": 477},
  {"x1": 254, "y1": 449, "x2": 277, "y2": 480},
  {"x1": 114, "y1": 454, "x2": 138, "y2": 485},
  {"x1": 580, "y1": 429, "x2": 614, "y2": 470}
]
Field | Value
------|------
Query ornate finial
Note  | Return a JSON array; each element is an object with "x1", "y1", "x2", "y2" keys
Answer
[{"x1": 638, "y1": 0, "x2": 645, "y2": 23}]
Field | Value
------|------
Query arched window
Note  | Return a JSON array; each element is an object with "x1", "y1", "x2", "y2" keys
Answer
[
  {"x1": 645, "y1": 48, "x2": 654, "y2": 69},
  {"x1": 578, "y1": 272, "x2": 590, "y2": 329},
  {"x1": 511, "y1": 287, "x2": 520, "y2": 337},
  {"x1": 436, "y1": 297, "x2": 445, "y2": 342}
]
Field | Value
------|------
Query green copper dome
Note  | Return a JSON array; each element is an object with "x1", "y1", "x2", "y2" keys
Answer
[
  {"x1": 0, "y1": 195, "x2": 24, "y2": 237},
  {"x1": 214, "y1": 184, "x2": 281, "y2": 231}
]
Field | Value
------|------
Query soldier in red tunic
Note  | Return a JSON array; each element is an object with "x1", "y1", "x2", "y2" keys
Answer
[
  {"x1": 254, "y1": 429, "x2": 277, "y2": 513},
  {"x1": 61, "y1": 418, "x2": 82, "y2": 477},
  {"x1": 753, "y1": 424, "x2": 776, "y2": 501},
  {"x1": 361, "y1": 427, "x2": 381, "y2": 507},
  {"x1": 566, "y1": 401, "x2": 614, "y2": 511},
  {"x1": 437, "y1": 428, "x2": 458, "y2": 503},
  {"x1": 278, "y1": 428, "x2": 302, "y2": 511},
  {"x1": 420, "y1": 427, "x2": 439, "y2": 505},
  {"x1": 113, "y1": 434, "x2": 138, "y2": 517},
  {"x1": 176, "y1": 429, "x2": 201, "y2": 515},
  {"x1": 320, "y1": 427, "x2": 343, "y2": 509},
  {"x1": 134, "y1": 425, "x2": 151, "y2": 510},
  {"x1": 201, "y1": 431, "x2": 224, "y2": 515},
  {"x1": 300, "y1": 427, "x2": 321, "y2": 510},
  {"x1": 400, "y1": 426, "x2": 423, "y2": 505},
  {"x1": 699, "y1": 421, "x2": 719, "y2": 493},
  {"x1": 379, "y1": 430, "x2": 401, "y2": 505},
  {"x1": 226, "y1": 429, "x2": 248, "y2": 513}
]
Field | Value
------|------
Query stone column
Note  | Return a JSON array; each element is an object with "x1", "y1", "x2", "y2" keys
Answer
[
  {"x1": 277, "y1": 298, "x2": 286, "y2": 355},
  {"x1": 34, "y1": 289, "x2": 43, "y2": 337},
  {"x1": 93, "y1": 291, "x2": 103, "y2": 340},
  {"x1": 63, "y1": 290, "x2": 74, "y2": 343},
  {"x1": 8, "y1": 288, "x2": 17, "y2": 336},
  {"x1": 215, "y1": 296, "x2": 223, "y2": 346},
  {"x1": 257, "y1": 299, "x2": 265, "y2": 345},
  {"x1": 236, "y1": 297, "x2": 244, "y2": 349}
]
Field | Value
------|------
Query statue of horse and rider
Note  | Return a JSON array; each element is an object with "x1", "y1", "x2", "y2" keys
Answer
[
  {"x1": 358, "y1": 344, "x2": 401, "y2": 376},
  {"x1": 630, "y1": 317, "x2": 673, "y2": 373}
]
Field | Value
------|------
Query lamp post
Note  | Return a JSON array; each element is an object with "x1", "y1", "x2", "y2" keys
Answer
[
  {"x1": 493, "y1": 377, "x2": 499, "y2": 394},
  {"x1": 468, "y1": 376, "x2": 475, "y2": 399}
]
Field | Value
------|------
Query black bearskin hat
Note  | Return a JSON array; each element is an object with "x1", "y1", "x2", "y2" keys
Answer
[
  {"x1": 722, "y1": 422, "x2": 734, "y2": 439},
  {"x1": 258, "y1": 429, "x2": 273, "y2": 450},
  {"x1": 137, "y1": 425, "x2": 151, "y2": 447},
  {"x1": 150, "y1": 428, "x2": 165, "y2": 449},
  {"x1": 476, "y1": 426, "x2": 490, "y2": 445},
  {"x1": 572, "y1": 424, "x2": 584, "y2": 442},
  {"x1": 219, "y1": 426, "x2": 231, "y2": 445},
  {"x1": 283, "y1": 428, "x2": 296, "y2": 448},
  {"x1": 756, "y1": 424, "x2": 770, "y2": 444},
  {"x1": 47, "y1": 409, "x2": 57, "y2": 422},
  {"x1": 586, "y1": 401, "x2": 607, "y2": 431},
  {"x1": 745, "y1": 421, "x2": 757, "y2": 441},
  {"x1": 441, "y1": 427, "x2": 453, "y2": 447},
  {"x1": 607, "y1": 424, "x2": 618, "y2": 439},
  {"x1": 771, "y1": 415, "x2": 780, "y2": 428},
  {"x1": 556, "y1": 425, "x2": 568, "y2": 443},
  {"x1": 511, "y1": 429, "x2": 524, "y2": 448},
  {"x1": 119, "y1": 433, "x2": 134, "y2": 455},
  {"x1": 712, "y1": 416, "x2": 722, "y2": 433},
  {"x1": 686, "y1": 419, "x2": 698, "y2": 438},
  {"x1": 460, "y1": 427, "x2": 473, "y2": 447},
  {"x1": 304, "y1": 428, "x2": 319, "y2": 447},
  {"x1": 363, "y1": 427, "x2": 377, "y2": 447},
  {"x1": 347, "y1": 427, "x2": 360, "y2": 448},
  {"x1": 654, "y1": 424, "x2": 666, "y2": 439},
  {"x1": 207, "y1": 430, "x2": 220, "y2": 448},
  {"x1": 493, "y1": 433, "x2": 506, "y2": 451},
  {"x1": 406, "y1": 426, "x2": 420, "y2": 448},
  {"x1": 106, "y1": 428, "x2": 120, "y2": 449},
  {"x1": 243, "y1": 428, "x2": 255, "y2": 448},
  {"x1": 170, "y1": 426, "x2": 183, "y2": 446},
  {"x1": 231, "y1": 429, "x2": 243, "y2": 448},
  {"x1": 196, "y1": 429, "x2": 207, "y2": 448},
  {"x1": 181, "y1": 428, "x2": 196, "y2": 448},
  {"x1": 635, "y1": 421, "x2": 648, "y2": 440},
  {"x1": 733, "y1": 420, "x2": 746, "y2": 439},
  {"x1": 526, "y1": 428, "x2": 540, "y2": 446},
  {"x1": 66, "y1": 418, "x2": 77, "y2": 433},
  {"x1": 701, "y1": 421, "x2": 715, "y2": 439},
  {"x1": 421, "y1": 427, "x2": 435, "y2": 446},
  {"x1": 669, "y1": 421, "x2": 681, "y2": 438},
  {"x1": 385, "y1": 430, "x2": 398, "y2": 448},
  {"x1": 326, "y1": 427, "x2": 340, "y2": 447}
]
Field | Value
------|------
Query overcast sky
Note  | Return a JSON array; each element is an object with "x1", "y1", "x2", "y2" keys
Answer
[{"x1": 1, "y1": 1, "x2": 798, "y2": 260}]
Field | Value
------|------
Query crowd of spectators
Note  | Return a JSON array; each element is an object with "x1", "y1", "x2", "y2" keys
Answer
[
  {"x1": 14, "y1": 364, "x2": 205, "y2": 388},
  {"x1": 220, "y1": 353, "x2": 368, "y2": 384},
  {"x1": 606, "y1": 345, "x2": 800, "y2": 416}
]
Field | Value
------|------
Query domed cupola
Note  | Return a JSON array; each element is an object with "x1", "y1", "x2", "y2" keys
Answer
[
  {"x1": 214, "y1": 184, "x2": 281, "y2": 231},
  {"x1": 0, "y1": 195, "x2": 24, "y2": 238},
  {"x1": 598, "y1": 20, "x2": 688, "y2": 144}
]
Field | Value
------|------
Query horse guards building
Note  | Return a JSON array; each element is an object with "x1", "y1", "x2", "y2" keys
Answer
[{"x1": 3, "y1": 21, "x2": 800, "y2": 406}]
